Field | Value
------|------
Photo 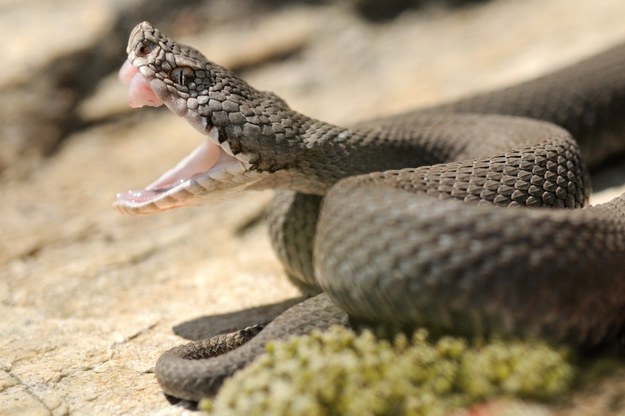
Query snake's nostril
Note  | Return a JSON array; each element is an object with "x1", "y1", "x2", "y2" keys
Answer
[{"x1": 136, "y1": 42, "x2": 156, "y2": 57}]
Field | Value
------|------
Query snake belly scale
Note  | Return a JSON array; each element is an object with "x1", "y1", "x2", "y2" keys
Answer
[{"x1": 114, "y1": 22, "x2": 625, "y2": 400}]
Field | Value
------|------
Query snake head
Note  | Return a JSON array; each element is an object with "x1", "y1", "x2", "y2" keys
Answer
[{"x1": 115, "y1": 22, "x2": 298, "y2": 214}]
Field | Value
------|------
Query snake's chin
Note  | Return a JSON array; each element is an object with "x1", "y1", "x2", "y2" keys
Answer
[{"x1": 114, "y1": 60, "x2": 253, "y2": 214}]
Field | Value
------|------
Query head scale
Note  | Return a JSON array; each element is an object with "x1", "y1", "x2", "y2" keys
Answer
[{"x1": 126, "y1": 22, "x2": 299, "y2": 172}]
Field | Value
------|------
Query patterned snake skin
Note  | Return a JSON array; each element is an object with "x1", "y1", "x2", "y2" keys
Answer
[{"x1": 115, "y1": 22, "x2": 625, "y2": 401}]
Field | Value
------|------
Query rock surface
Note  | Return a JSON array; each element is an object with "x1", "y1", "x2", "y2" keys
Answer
[{"x1": 2, "y1": 0, "x2": 625, "y2": 415}]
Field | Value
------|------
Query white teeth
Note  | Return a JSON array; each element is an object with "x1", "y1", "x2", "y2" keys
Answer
[
  {"x1": 207, "y1": 126, "x2": 220, "y2": 145},
  {"x1": 206, "y1": 124, "x2": 253, "y2": 168},
  {"x1": 221, "y1": 140, "x2": 235, "y2": 156},
  {"x1": 236, "y1": 152, "x2": 253, "y2": 166}
]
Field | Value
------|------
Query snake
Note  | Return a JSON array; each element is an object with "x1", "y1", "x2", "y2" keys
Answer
[{"x1": 115, "y1": 22, "x2": 625, "y2": 401}]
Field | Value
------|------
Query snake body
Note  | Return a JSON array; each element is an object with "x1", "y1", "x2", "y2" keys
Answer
[{"x1": 115, "y1": 23, "x2": 625, "y2": 401}]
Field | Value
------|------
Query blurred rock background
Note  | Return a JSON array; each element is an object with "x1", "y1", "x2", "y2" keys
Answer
[{"x1": 2, "y1": 0, "x2": 625, "y2": 414}]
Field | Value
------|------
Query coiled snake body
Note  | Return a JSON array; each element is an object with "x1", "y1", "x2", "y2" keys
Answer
[{"x1": 116, "y1": 22, "x2": 625, "y2": 400}]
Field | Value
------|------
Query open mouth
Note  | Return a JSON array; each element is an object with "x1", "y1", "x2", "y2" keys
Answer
[{"x1": 114, "y1": 60, "x2": 252, "y2": 214}]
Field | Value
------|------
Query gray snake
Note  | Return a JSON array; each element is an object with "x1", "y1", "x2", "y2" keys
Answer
[{"x1": 115, "y1": 22, "x2": 625, "y2": 401}]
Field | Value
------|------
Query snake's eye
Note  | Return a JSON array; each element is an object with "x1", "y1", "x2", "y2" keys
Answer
[{"x1": 169, "y1": 66, "x2": 195, "y2": 86}]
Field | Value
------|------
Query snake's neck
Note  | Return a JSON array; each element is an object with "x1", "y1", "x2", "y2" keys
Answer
[{"x1": 249, "y1": 112, "x2": 446, "y2": 195}]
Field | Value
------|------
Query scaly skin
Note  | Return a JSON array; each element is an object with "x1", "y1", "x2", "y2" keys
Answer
[{"x1": 115, "y1": 22, "x2": 625, "y2": 401}]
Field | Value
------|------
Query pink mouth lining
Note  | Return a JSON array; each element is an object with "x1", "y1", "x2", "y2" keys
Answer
[
  {"x1": 115, "y1": 137, "x2": 223, "y2": 204},
  {"x1": 118, "y1": 59, "x2": 164, "y2": 108},
  {"x1": 115, "y1": 59, "x2": 223, "y2": 207}
]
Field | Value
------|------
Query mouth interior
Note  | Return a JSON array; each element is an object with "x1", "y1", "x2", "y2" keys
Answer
[
  {"x1": 119, "y1": 59, "x2": 164, "y2": 109},
  {"x1": 115, "y1": 134, "x2": 224, "y2": 204},
  {"x1": 115, "y1": 59, "x2": 240, "y2": 207}
]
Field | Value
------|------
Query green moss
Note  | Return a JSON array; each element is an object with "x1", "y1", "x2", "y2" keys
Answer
[{"x1": 200, "y1": 327, "x2": 574, "y2": 416}]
